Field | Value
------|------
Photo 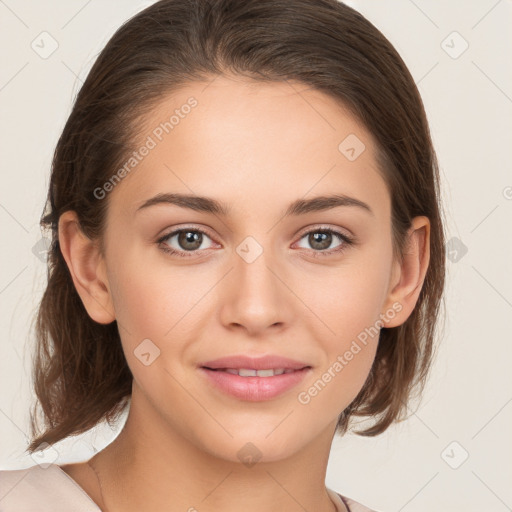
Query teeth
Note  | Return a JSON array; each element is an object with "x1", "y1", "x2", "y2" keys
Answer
[{"x1": 223, "y1": 368, "x2": 294, "y2": 377}]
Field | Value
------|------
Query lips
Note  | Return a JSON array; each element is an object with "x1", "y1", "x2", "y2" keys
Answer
[
  {"x1": 200, "y1": 354, "x2": 311, "y2": 371},
  {"x1": 211, "y1": 368, "x2": 297, "y2": 377},
  {"x1": 198, "y1": 354, "x2": 312, "y2": 401}
]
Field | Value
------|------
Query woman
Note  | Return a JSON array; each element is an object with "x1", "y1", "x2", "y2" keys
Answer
[{"x1": 0, "y1": 0, "x2": 446, "y2": 510}]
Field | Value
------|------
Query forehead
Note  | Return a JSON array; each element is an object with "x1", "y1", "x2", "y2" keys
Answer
[{"x1": 108, "y1": 75, "x2": 390, "y2": 222}]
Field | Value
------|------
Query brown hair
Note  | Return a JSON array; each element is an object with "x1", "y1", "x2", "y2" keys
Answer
[{"x1": 26, "y1": 0, "x2": 446, "y2": 454}]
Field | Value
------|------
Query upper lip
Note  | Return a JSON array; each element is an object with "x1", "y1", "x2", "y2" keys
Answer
[{"x1": 200, "y1": 355, "x2": 311, "y2": 371}]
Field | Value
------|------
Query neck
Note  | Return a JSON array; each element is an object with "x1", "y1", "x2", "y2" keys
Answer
[{"x1": 88, "y1": 385, "x2": 341, "y2": 512}]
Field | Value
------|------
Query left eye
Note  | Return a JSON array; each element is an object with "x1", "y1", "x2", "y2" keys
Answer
[{"x1": 295, "y1": 229, "x2": 347, "y2": 252}]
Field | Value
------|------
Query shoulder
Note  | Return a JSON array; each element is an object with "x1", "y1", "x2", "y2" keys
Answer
[
  {"x1": 328, "y1": 487, "x2": 382, "y2": 512},
  {"x1": 0, "y1": 464, "x2": 101, "y2": 512}
]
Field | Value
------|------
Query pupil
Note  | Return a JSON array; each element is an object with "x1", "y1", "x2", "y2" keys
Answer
[
  {"x1": 311, "y1": 232, "x2": 331, "y2": 250},
  {"x1": 179, "y1": 231, "x2": 202, "y2": 250}
]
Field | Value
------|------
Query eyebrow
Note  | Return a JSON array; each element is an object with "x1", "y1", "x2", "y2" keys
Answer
[{"x1": 135, "y1": 192, "x2": 374, "y2": 218}]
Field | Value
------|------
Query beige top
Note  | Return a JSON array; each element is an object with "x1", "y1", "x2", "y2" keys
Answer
[{"x1": 0, "y1": 464, "x2": 379, "y2": 511}]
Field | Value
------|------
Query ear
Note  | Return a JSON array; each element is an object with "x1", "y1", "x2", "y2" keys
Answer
[
  {"x1": 381, "y1": 216, "x2": 431, "y2": 328},
  {"x1": 58, "y1": 210, "x2": 115, "y2": 324}
]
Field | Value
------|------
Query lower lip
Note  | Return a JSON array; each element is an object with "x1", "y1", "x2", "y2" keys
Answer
[{"x1": 199, "y1": 367, "x2": 311, "y2": 401}]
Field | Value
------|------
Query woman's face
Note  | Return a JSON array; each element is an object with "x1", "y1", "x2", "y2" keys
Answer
[{"x1": 99, "y1": 75, "x2": 401, "y2": 462}]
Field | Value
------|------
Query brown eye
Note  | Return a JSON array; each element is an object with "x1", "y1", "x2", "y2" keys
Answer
[
  {"x1": 176, "y1": 230, "x2": 204, "y2": 251},
  {"x1": 295, "y1": 227, "x2": 355, "y2": 258},
  {"x1": 158, "y1": 228, "x2": 215, "y2": 257},
  {"x1": 307, "y1": 231, "x2": 336, "y2": 251},
  {"x1": 297, "y1": 229, "x2": 342, "y2": 251}
]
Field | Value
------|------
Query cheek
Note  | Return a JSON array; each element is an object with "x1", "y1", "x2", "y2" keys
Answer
[
  {"x1": 300, "y1": 252, "x2": 391, "y2": 344},
  {"x1": 105, "y1": 249, "x2": 218, "y2": 388},
  {"x1": 296, "y1": 282, "x2": 380, "y2": 421},
  {"x1": 294, "y1": 250, "x2": 390, "y2": 409},
  {"x1": 107, "y1": 244, "x2": 209, "y2": 336}
]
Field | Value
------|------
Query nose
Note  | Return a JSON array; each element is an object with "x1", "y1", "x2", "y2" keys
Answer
[{"x1": 219, "y1": 246, "x2": 292, "y2": 337}]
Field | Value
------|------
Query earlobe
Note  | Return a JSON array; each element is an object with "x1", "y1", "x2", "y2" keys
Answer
[
  {"x1": 381, "y1": 216, "x2": 431, "y2": 328},
  {"x1": 58, "y1": 211, "x2": 116, "y2": 324}
]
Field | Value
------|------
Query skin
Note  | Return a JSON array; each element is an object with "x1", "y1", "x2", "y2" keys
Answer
[{"x1": 58, "y1": 75, "x2": 430, "y2": 512}]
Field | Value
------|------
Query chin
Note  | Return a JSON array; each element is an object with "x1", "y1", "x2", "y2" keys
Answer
[{"x1": 190, "y1": 421, "x2": 313, "y2": 465}]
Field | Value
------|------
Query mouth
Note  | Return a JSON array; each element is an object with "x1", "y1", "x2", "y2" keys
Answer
[
  {"x1": 202, "y1": 366, "x2": 310, "y2": 377},
  {"x1": 199, "y1": 366, "x2": 312, "y2": 401}
]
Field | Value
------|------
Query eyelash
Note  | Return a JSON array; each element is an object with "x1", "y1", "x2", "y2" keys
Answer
[{"x1": 156, "y1": 225, "x2": 356, "y2": 259}]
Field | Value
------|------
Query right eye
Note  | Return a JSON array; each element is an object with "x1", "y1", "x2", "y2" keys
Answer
[{"x1": 157, "y1": 227, "x2": 217, "y2": 258}]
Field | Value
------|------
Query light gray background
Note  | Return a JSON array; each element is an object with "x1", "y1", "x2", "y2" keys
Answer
[{"x1": 1, "y1": 1, "x2": 511, "y2": 511}]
